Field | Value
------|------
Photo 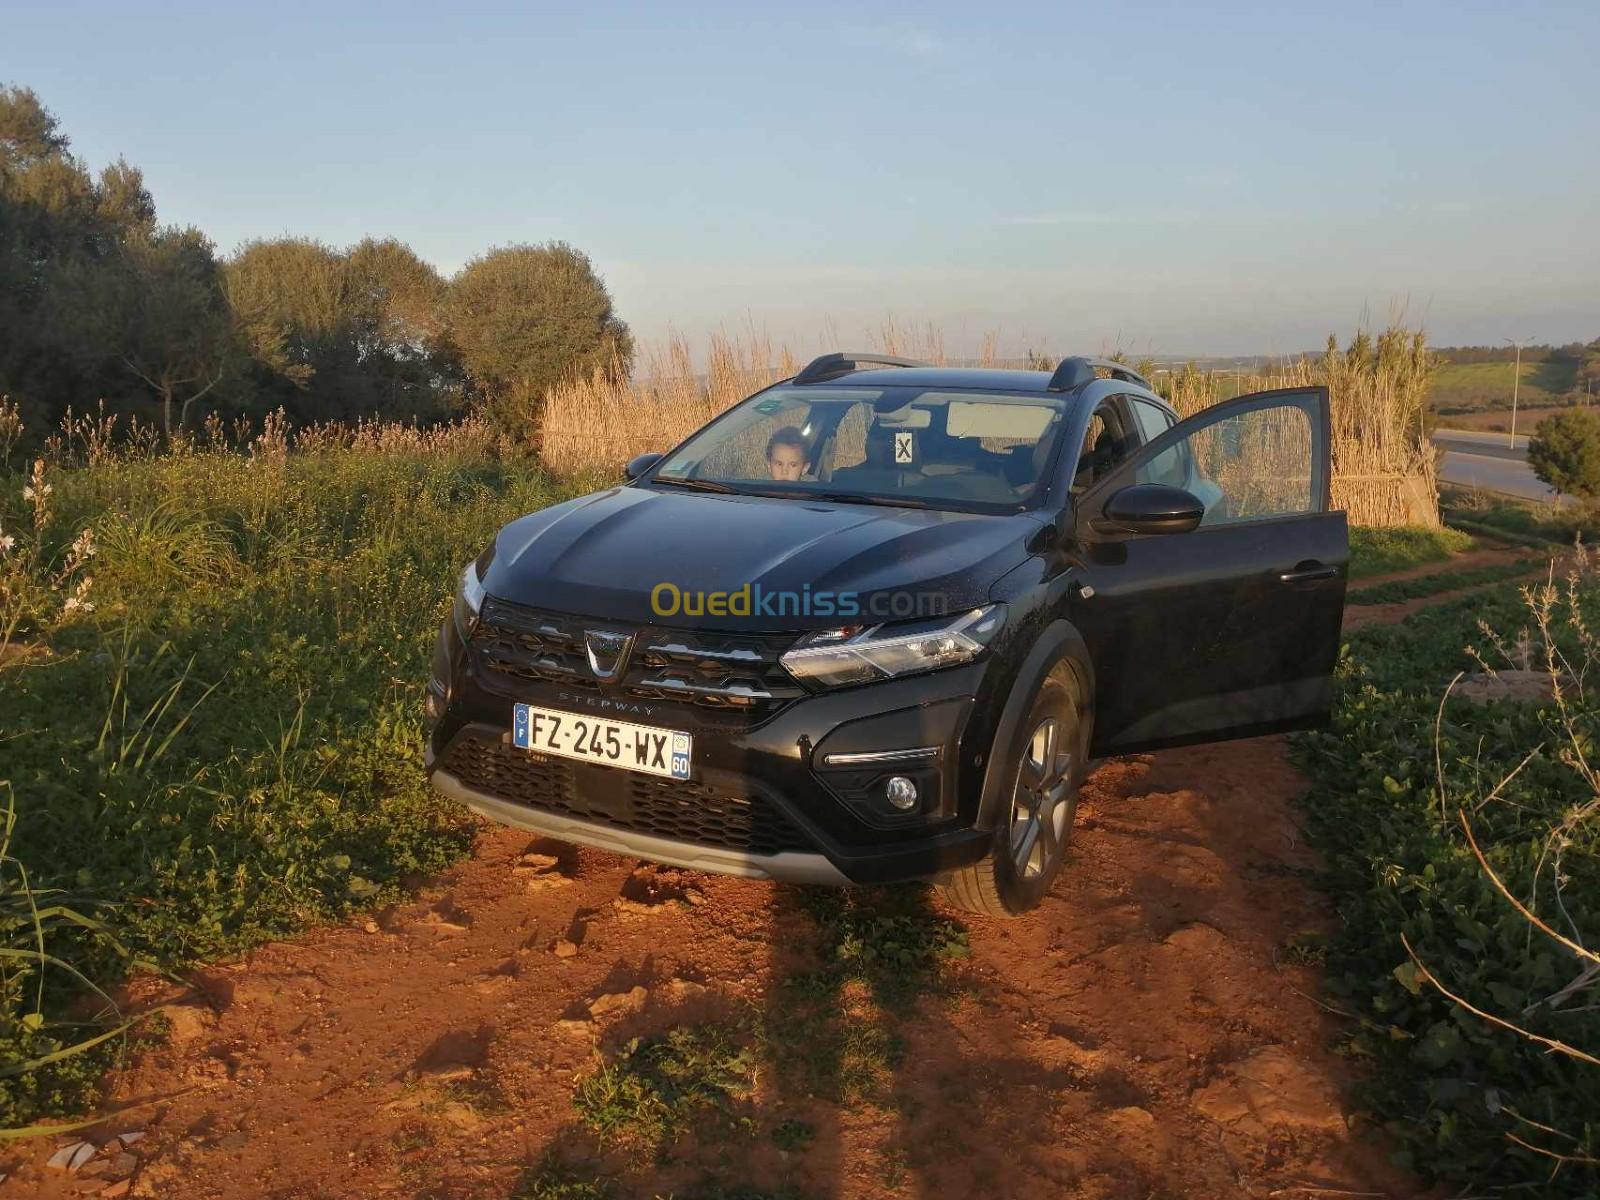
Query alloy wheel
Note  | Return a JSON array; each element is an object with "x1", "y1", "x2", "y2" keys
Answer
[{"x1": 1007, "y1": 715, "x2": 1074, "y2": 879}]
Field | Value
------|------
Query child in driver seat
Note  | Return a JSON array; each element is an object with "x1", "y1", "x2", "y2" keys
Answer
[{"x1": 765, "y1": 426, "x2": 808, "y2": 481}]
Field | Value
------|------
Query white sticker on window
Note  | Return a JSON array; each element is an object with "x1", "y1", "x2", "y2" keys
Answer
[{"x1": 894, "y1": 432, "x2": 914, "y2": 463}]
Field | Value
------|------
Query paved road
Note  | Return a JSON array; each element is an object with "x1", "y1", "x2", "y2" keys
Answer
[{"x1": 1432, "y1": 428, "x2": 1562, "y2": 502}]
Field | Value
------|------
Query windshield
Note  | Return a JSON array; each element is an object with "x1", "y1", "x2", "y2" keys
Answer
[{"x1": 649, "y1": 385, "x2": 1071, "y2": 511}]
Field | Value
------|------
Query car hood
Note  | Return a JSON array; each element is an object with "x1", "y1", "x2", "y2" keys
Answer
[{"x1": 482, "y1": 485, "x2": 1045, "y2": 630}]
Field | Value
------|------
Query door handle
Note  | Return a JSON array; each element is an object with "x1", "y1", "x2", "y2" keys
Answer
[{"x1": 1279, "y1": 561, "x2": 1339, "y2": 585}]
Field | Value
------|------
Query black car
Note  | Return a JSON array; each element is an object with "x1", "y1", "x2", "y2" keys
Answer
[{"x1": 425, "y1": 352, "x2": 1346, "y2": 915}]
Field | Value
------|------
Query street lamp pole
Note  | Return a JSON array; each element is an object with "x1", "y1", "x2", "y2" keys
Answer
[{"x1": 1502, "y1": 335, "x2": 1537, "y2": 449}]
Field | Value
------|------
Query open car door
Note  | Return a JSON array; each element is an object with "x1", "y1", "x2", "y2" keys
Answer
[{"x1": 1067, "y1": 387, "x2": 1347, "y2": 755}]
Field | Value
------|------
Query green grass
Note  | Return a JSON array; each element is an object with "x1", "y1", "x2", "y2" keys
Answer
[
  {"x1": 1292, "y1": 578, "x2": 1600, "y2": 1194},
  {"x1": 0, "y1": 435, "x2": 597, "y2": 1126},
  {"x1": 1348, "y1": 524, "x2": 1474, "y2": 580},
  {"x1": 1440, "y1": 489, "x2": 1597, "y2": 546},
  {"x1": 1346, "y1": 556, "x2": 1549, "y2": 605},
  {"x1": 1429, "y1": 359, "x2": 1579, "y2": 415}
]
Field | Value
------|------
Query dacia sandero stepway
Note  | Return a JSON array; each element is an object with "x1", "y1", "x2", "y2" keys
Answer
[{"x1": 425, "y1": 352, "x2": 1346, "y2": 915}]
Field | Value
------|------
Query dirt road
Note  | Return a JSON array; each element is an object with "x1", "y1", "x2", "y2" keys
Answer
[{"x1": 10, "y1": 581, "x2": 1479, "y2": 1200}]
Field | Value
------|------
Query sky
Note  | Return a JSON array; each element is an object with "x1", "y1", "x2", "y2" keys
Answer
[{"x1": 5, "y1": 0, "x2": 1598, "y2": 358}]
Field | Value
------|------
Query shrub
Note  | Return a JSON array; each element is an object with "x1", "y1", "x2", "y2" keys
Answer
[{"x1": 1529, "y1": 408, "x2": 1600, "y2": 498}]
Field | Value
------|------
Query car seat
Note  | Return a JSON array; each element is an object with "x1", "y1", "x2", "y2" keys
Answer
[
  {"x1": 832, "y1": 424, "x2": 923, "y2": 491},
  {"x1": 1072, "y1": 426, "x2": 1125, "y2": 493}
]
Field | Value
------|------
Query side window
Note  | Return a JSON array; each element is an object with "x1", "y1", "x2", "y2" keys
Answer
[
  {"x1": 1071, "y1": 403, "x2": 1133, "y2": 493},
  {"x1": 1130, "y1": 393, "x2": 1322, "y2": 526},
  {"x1": 1129, "y1": 399, "x2": 1174, "y2": 446}
]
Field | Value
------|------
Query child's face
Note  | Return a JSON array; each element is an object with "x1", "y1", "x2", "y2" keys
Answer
[{"x1": 767, "y1": 445, "x2": 804, "y2": 481}]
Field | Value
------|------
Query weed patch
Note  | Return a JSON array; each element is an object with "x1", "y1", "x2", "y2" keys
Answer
[
  {"x1": 573, "y1": 1024, "x2": 757, "y2": 1153},
  {"x1": 0, "y1": 431, "x2": 592, "y2": 1126},
  {"x1": 1294, "y1": 570, "x2": 1600, "y2": 1194}
]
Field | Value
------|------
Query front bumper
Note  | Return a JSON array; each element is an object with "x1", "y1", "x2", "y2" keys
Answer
[
  {"x1": 425, "y1": 613, "x2": 1002, "y2": 885},
  {"x1": 429, "y1": 756, "x2": 851, "y2": 884}
]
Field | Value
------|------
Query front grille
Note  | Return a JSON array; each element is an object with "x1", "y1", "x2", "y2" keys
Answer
[
  {"x1": 472, "y1": 597, "x2": 805, "y2": 719},
  {"x1": 439, "y1": 734, "x2": 812, "y2": 857}
]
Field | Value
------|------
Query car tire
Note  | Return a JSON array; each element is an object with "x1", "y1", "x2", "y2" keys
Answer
[{"x1": 935, "y1": 663, "x2": 1089, "y2": 917}]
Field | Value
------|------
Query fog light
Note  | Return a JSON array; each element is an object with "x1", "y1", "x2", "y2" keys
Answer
[
  {"x1": 424, "y1": 680, "x2": 448, "y2": 724},
  {"x1": 885, "y1": 776, "x2": 918, "y2": 811}
]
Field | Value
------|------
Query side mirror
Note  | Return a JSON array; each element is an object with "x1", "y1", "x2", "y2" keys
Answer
[
  {"x1": 1096, "y1": 483, "x2": 1204, "y2": 536},
  {"x1": 624, "y1": 452, "x2": 664, "y2": 481}
]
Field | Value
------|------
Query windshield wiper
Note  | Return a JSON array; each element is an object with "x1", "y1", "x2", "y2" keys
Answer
[
  {"x1": 649, "y1": 476, "x2": 741, "y2": 495},
  {"x1": 803, "y1": 490, "x2": 939, "y2": 510}
]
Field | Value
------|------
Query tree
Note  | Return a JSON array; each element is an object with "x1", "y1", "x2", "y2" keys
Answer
[
  {"x1": 222, "y1": 237, "x2": 349, "y2": 418},
  {"x1": 341, "y1": 237, "x2": 460, "y2": 419},
  {"x1": 223, "y1": 235, "x2": 461, "y2": 423},
  {"x1": 1529, "y1": 409, "x2": 1600, "y2": 499},
  {"x1": 0, "y1": 86, "x2": 173, "y2": 436},
  {"x1": 446, "y1": 242, "x2": 631, "y2": 430},
  {"x1": 107, "y1": 228, "x2": 239, "y2": 434}
]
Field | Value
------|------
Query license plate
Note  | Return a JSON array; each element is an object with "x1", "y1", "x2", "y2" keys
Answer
[{"x1": 512, "y1": 704, "x2": 692, "y2": 780}]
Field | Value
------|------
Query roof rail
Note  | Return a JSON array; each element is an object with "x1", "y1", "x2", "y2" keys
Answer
[
  {"x1": 793, "y1": 351, "x2": 930, "y2": 385},
  {"x1": 1046, "y1": 356, "x2": 1154, "y2": 393}
]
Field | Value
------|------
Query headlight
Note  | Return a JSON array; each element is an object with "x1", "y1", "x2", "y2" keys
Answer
[
  {"x1": 781, "y1": 604, "x2": 1005, "y2": 689},
  {"x1": 453, "y1": 543, "x2": 495, "y2": 634}
]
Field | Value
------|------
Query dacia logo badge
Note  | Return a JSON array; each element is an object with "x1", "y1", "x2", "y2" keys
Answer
[{"x1": 584, "y1": 630, "x2": 634, "y2": 682}]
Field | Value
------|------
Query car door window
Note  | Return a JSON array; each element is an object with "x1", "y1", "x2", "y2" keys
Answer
[
  {"x1": 1071, "y1": 403, "x2": 1133, "y2": 494},
  {"x1": 1129, "y1": 398, "x2": 1174, "y2": 446},
  {"x1": 1116, "y1": 390, "x2": 1326, "y2": 527}
]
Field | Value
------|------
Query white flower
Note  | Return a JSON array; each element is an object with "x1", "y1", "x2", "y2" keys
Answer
[{"x1": 0, "y1": 533, "x2": 13, "y2": 555}]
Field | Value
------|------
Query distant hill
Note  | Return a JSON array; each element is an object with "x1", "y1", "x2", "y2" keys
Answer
[{"x1": 1430, "y1": 358, "x2": 1582, "y2": 416}]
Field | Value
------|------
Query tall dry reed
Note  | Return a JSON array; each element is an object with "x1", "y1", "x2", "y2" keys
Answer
[
  {"x1": 1162, "y1": 327, "x2": 1437, "y2": 526},
  {"x1": 540, "y1": 322, "x2": 1438, "y2": 526},
  {"x1": 539, "y1": 321, "x2": 992, "y2": 476}
]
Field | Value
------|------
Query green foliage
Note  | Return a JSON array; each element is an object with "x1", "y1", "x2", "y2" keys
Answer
[
  {"x1": 1293, "y1": 577, "x2": 1600, "y2": 1193},
  {"x1": 0, "y1": 431, "x2": 592, "y2": 1125},
  {"x1": 790, "y1": 886, "x2": 970, "y2": 1003},
  {"x1": 0, "y1": 85, "x2": 184, "y2": 438},
  {"x1": 1347, "y1": 524, "x2": 1474, "y2": 580},
  {"x1": 223, "y1": 235, "x2": 462, "y2": 425},
  {"x1": 1529, "y1": 408, "x2": 1600, "y2": 498},
  {"x1": 1440, "y1": 488, "x2": 1600, "y2": 546},
  {"x1": 1346, "y1": 556, "x2": 1547, "y2": 605},
  {"x1": 0, "y1": 783, "x2": 142, "y2": 1132},
  {"x1": 447, "y1": 242, "x2": 632, "y2": 434},
  {"x1": 89, "y1": 227, "x2": 239, "y2": 434},
  {"x1": 574, "y1": 1024, "x2": 757, "y2": 1150}
]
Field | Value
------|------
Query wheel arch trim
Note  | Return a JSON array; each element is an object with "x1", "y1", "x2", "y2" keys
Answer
[{"x1": 975, "y1": 620, "x2": 1094, "y2": 830}]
